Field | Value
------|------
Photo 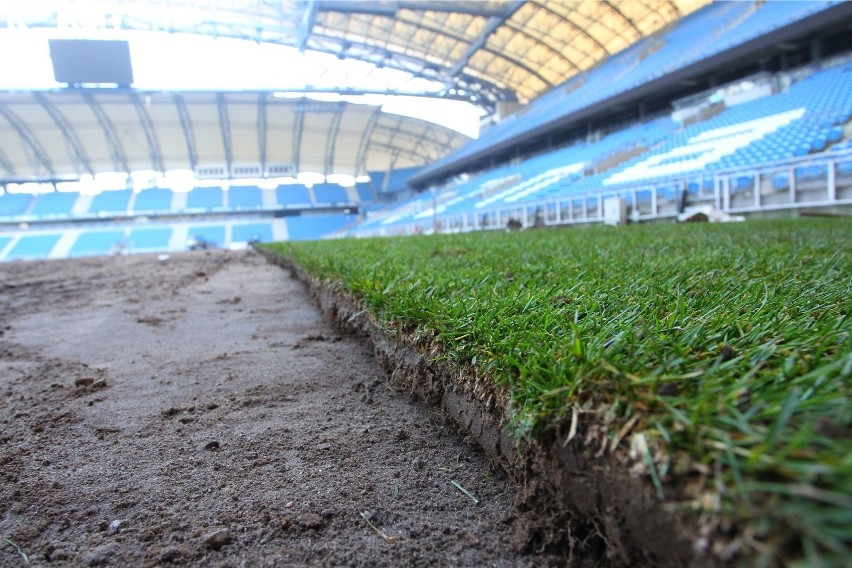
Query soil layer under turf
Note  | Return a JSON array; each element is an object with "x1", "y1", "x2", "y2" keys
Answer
[
  {"x1": 0, "y1": 251, "x2": 563, "y2": 567},
  {"x1": 264, "y1": 218, "x2": 852, "y2": 567}
]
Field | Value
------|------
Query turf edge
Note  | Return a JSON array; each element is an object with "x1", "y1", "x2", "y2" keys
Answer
[{"x1": 256, "y1": 246, "x2": 725, "y2": 567}]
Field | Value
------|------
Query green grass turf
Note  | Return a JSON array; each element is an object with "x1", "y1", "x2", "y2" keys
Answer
[{"x1": 264, "y1": 218, "x2": 851, "y2": 564}]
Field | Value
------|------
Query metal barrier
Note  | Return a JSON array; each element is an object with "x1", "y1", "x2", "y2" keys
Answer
[{"x1": 355, "y1": 148, "x2": 852, "y2": 237}]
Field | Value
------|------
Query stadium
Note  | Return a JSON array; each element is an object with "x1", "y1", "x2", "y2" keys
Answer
[{"x1": 0, "y1": 1, "x2": 850, "y2": 566}]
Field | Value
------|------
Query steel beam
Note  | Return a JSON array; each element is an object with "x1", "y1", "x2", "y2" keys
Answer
[
  {"x1": 33, "y1": 92, "x2": 94, "y2": 176},
  {"x1": 173, "y1": 94, "x2": 198, "y2": 171},
  {"x1": 318, "y1": 1, "x2": 511, "y2": 17},
  {"x1": 0, "y1": 145, "x2": 16, "y2": 177},
  {"x1": 356, "y1": 107, "x2": 382, "y2": 175},
  {"x1": 603, "y1": 1, "x2": 641, "y2": 36},
  {"x1": 83, "y1": 93, "x2": 129, "y2": 174},
  {"x1": 449, "y1": 0, "x2": 525, "y2": 77},
  {"x1": 258, "y1": 94, "x2": 268, "y2": 174},
  {"x1": 530, "y1": 1, "x2": 609, "y2": 56},
  {"x1": 502, "y1": 22, "x2": 580, "y2": 73},
  {"x1": 128, "y1": 92, "x2": 165, "y2": 172},
  {"x1": 216, "y1": 93, "x2": 232, "y2": 175},
  {"x1": 297, "y1": 0, "x2": 318, "y2": 52},
  {"x1": 0, "y1": 101, "x2": 55, "y2": 177},
  {"x1": 292, "y1": 101, "x2": 304, "y2": 172},
  {"x1": 323, "y1": 102, "x2": 344, "y2": 175}
]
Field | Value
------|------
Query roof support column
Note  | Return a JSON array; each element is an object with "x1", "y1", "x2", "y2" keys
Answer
[
  {"x1": 0, "y1": 145, "x2": 16, "y2": 177},
  {"x1": 258, "y1": 94, "x2": 268, "y2": 175},
  {"x1": 297, "y1": 0, "x2": 318, "y2": 52},
  {"x1": 292, "y1": 103, "x2": 304, "y2": 173},
  {"x1": 34, "y1": 92, "x2": 94, "y2": 177},
  {"x1": 216, "y1": 93, "x2": 232, "y2": 177},
  {"x1": 356, "y1": 107, "x2": 382, "y2": 176},
  {"x1": 323, "y1": 102, "x2": 344, "y2": 175},
  {"x1": 173, "y1": 94, "x2": 198, "y2": 171},
  {"x1": 129, "y1": 93, "x2": 165, "y2": 173},
  {"x1": 83, "y1": 93, "x2": 129, "y2": 174},
  {"x1": 0, "y1": 102, "x2": 55, "y2": 178}
]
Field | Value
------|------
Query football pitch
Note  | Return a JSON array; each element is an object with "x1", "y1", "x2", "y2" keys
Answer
[{"x1": 266, "y1": 218, "x2": 852, "y2": 565}]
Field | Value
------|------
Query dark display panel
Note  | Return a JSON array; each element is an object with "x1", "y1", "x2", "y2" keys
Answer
[{"x1": 49, "y1": 39, "x2": 134, "y2": 85}]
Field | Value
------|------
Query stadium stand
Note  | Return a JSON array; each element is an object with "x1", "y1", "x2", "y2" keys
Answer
[
  {"x1": 417, "y1": 0, "x2": 839, "y2": 180},
  {"x1": 355, "y1": 182, "x2": 376, "y2": 203},
  {"x1": 0, "y1": 193, "x2": 33, "y2": 218},
  {"x1": 369, "y1": 166, "x2": 422, "y2": 195},
  {"x1": 185, "y1": 187, "x2": 225, "y2": 211},
  {"x1": 352, "y1": 58, "x2": 852, "y2": 236},
  {"x1": 88, "y1": 190, "x2": 133, "y2": 215},
  {"x1": 231, "y1": 223, "x2": 274, "y2": 244},
  {"x1": 187, "y1": 225, "x2": 226, "y2": 247},
  {"x1": 69, "y1": 230, "x2": 127, "y2": 257},
  {"x1": 132, "y1": 188, "x2": 174, "y2": 213},
  {"x1": 128, "y1": 227, "x2": 173, "y2": 251},
  {"x1": 275, "y1": 185, "x2": 313, "y2": 207},
  {"x1": 285, "y1": 214, "x2": 356, "y2": 241},
  {"x1": 312, "y1": 183, "x2": 350, "y2": 205},
  {"x1": 29, "y1": 192, "x2": 79, "y2": 218},
  {"x1": 5, "y1": 234, "x2": 61, "y2": 260},
  {"x1": 227, "y1": 185, "x2": 264, "y2": 211}
]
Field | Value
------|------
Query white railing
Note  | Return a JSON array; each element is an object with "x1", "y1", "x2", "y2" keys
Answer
[{"x1": 353, "y1": 148, "x2": 852, "y2": 237}]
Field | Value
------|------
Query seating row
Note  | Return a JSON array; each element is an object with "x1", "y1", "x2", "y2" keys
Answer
[
  {"x1": 0, "y1": 182, "x2": 376, "y2": 221},
  {"x1": 353, "y1": 62, "x2": 852, "y2": 234}
]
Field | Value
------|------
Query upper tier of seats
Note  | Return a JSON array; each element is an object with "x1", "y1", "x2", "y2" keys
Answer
[
  {"x1": 421, "y1": 0, "x2": 839, "y2": 177},
  {"x1": 353, "y1": 62, "x2": 852, "y2": 234},
  {"x1": 0, "y1": 193, "x2": 33, "y2": 218},
  {"x1": 228, "y1": 185, "x2": 264, "y2": 210},
  {"x1": 132, "y1": 188, "x2": 173, "y2": 213},
  {"x1": 88, "y1": 190, "x2": 132, "y2": 214},
  {"x1": 29, "y1": 192, "x2": 78, "y2": 218}
]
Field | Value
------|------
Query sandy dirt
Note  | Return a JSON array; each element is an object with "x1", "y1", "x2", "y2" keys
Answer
[{"x1": 0, "y1": 250, "x2": 561, "y2": 567}]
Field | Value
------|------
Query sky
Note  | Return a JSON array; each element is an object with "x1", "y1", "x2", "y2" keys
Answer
[{"x1": 0, "y1": 28, "x2": 483, "y2": 139}]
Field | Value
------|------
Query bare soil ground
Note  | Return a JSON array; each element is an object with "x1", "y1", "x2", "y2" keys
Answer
[{"x1": 0, "y1": 250, "x2": 561, "y2": 567}]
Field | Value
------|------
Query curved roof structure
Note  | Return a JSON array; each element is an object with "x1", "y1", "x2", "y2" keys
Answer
[
  {"x1": 0, "y1": 0, "x2": 712, "y2": 183},
  {"x1": 5, "y1": 0, "x2": 710, "y2": 107},
  {"x1": 0, "y1": 90, "x2": 468, "y2": 182}
]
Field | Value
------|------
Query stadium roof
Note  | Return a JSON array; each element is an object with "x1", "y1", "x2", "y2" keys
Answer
[
  {"x1": 0, "y1": 0, "x2": 711, "y2": 183},
  {"x1": 0, "y1": 90, "x2": 469, "y2": 183}
]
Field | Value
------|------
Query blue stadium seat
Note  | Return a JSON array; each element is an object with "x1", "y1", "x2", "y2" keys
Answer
[
  {"x1": 231, "y1": 223, "x2": 274, "y2": 244},
  {"x1": 128, "y1": 227, "x2": 172, "y2": 251},
  {"x1": 89, "y1": 190, "x2": 132, "y2": 214},
  {"x1": 312, "y1": 183, "x2": 349, "y2": 204},
  {"x1": 132, "y1": 188, "x2": 174, "y2": 213},
  {"x1": 356, "y1": 183, "x2": 377, "y2": 203},
  {"x1": 70, "y1": 230, "x2": 127, "y2": 256},
  {"x1": 275, "y1": 185, "x2": 312, "y2": 207},
  {"x1": 285, "y1": 214, "x2": 355, "y2": 241},
  {"x1": 186, "y1": 187, "x2": 224, "y2": 211},
  {"x1": 5, "y1": 234, "x2": 61, "y2": 260},
  {"x1": 29, "y1": 192, "x2": 78, "y2": 218},
  {"x1": 228, "y1": 186, "x2": 263, "y2": 210},
  {"x1": 0, "y1": 193, "x2": 33, "y2": 218},
  {"x1": 187, "y1": 225, "x2": 226, "y2": 247}
]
